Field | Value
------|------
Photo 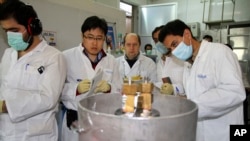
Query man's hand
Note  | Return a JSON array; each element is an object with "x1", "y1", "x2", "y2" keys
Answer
[
  {"x1": 94, "y1": 80, "x2": 111, "y2": 93},
  {"x1": 77, "y1": 79, "x2": 91, "y2": 94},
  {"x1": 160, "y1": 83, "x2": 174, "y2": 95}
]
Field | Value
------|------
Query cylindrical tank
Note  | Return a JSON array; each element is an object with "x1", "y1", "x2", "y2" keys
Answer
[{"x1": 78, "y1": 93, "x2": 198, "y2": 141}]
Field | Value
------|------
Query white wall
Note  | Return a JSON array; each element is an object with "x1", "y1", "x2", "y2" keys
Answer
[
  {"x1": 19, "y1": 0, "x2": 126, "y2": 51},
  {"x1": 94, "y1": 0, "x2": 120, "y2": 8},
  {"x1": 0, "y1": 0, "x2": 126, "y2": 60}
]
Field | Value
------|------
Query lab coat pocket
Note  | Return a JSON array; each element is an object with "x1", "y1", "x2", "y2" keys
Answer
[
  {"x1": 7, "y1": 66, "x2": 40, "y2": 90},
  {"x1": 102, "y1": 68, "x2": 113, "y2": 82},
  {"x1": 27, "y1": 118, "x2": 53, "y2": 136}
]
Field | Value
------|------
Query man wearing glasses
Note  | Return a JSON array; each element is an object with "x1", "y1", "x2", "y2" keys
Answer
[{"x1": 60, "y1": 16, "x2": 122, "y2": 141}]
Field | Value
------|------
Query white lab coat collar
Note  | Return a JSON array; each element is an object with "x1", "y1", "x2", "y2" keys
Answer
[
  {"x1": 31, "y1": 39, "x2": 48, "y2": 53},
  {"x1": 195, "y1": 40, "x2": 210, "y2": 60},
  {"x1": 77, "y1": 43, "x2": 84, "y2": 52},
  {"x1": 122, "y1": 53, "x2": 143, "y2": 62},
  {"x1": 138, "y1": 53, "x2": 145, "y2": 61},
  {"x1": 191, "y1": 40, "x2": 210, "y2": 67}
]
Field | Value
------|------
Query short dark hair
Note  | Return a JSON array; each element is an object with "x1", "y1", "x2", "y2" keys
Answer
[
  {"x1": 0, "y1": 0, "x2": 40, "y2": 30},
  {"x1": 203, "y1": 35, "x2": 213, "y2": 42},
  {"x1": 0, "y1": 0, "x2": 19, "y2": 5},
  {"x1": 159, "y1": 19, "x2": 192, "y2": 42},
  {"x1": 144, "y1": 43, "x2": 152, "y2": 51},
  {"x1": 152, "y1": 25, "x2": 164, "y2": 37},
  {"x1": 225, "y1": 43, "x2": 233, "y2": 50},
  {"x1": 81, "y1": 16, "x2": 108, "y2": 35},
  {"x1": 123, "y1": 33, "x2": 141, "y2": 46}
]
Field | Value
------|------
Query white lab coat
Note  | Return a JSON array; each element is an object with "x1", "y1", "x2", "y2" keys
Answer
[
  {"x1": 61, "y1": 44, "x2": 122, "y2": 141},
  {"x1": 183, "y1": 41, "x2": 246, "y2": 141},
  {"x1": 0, "y1": 63, "x2": 2, "y2": 87},
  {"x1": 0, "y1": 40, "x2": 66, "y2": 141},
  {"x1": 156, "y1": 58, "x2": 165, "y2": 82},
  {"x1": 161, "y1": 56, "x2": 185, "y2": 95},
  {"x1": 116, "y1": 54, "x2": 157, "y2": 83}
]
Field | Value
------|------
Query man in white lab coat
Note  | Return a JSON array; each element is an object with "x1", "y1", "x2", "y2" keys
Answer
[
  {"x1": 159, "y1": 19, "x2": 246, "y2": 141},
  {"x1": 116, "y1": 33, "x2": 157, "y2": 83},
  {"x1": 61, "y1": 16, "x2": 122, "y2": 141},
  {"x1": 152, "y1": 25, "x2": 185, "y2": 96},
  {"x1": 0, "y1": 1, "x2": 66, "y2": 141}
]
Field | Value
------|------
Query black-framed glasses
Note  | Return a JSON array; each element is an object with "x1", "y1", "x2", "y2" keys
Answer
[{"x1": 83, "y1": 34, "x2": 104, "y2": 42}]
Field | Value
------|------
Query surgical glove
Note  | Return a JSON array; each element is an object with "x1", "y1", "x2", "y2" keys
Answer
[
  {"x1": 0, "y1": 100, "x2": 3, "y2": 113},
  {"x1": 160, "y1": 83, "x2": 174, "y2": 95},
  {"x1": 77, "y1": 79, "x2": 91, "y2": 94},
  {"x1": 94, "y1": 80, "x2": 111, "y2": 93}
]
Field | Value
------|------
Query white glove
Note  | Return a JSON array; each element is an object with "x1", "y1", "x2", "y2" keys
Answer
[
  {"x1": 94, "y1": 80, "x2": 111, "y2": 93},
  {"x1": 160, "y1": 83, "x2": 174, "y2": 95},
  {"x1": 77, "y1": 79, "x2": 91, "y2": 94}
]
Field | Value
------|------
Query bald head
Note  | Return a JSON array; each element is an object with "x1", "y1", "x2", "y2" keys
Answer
[
  {"x1": 123, "y1": 33, "x2": 141, "y2": 60},
  {"x1": 124, "y1": 33, "x2": 141, "y2": 46}
]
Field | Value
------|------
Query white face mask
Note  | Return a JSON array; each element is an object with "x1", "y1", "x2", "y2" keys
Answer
[{"x1": 172, "y1": 37, "x2": 193, "y2": 61}]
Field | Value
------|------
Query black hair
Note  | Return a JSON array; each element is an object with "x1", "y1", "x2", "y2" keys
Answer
[
  {"x1": 123, "y1": 33, "x2": 141, "y2": 46},
  {"x1": 144, "y1": 43, "x2": 152, "y2": 51},
  {"x1": 225, "y1": 43, "x2": 233, "y2": 50},
  {"x1": 152, "y1": 25, "x2": 164, "y2": 37},
  {"x1": 203, "y1": 35, "x2": 213, "y2": 42},
  {"x1": 0, "y1": 0, "x2": 19, "y2": 4},
  {"x1": 158, "y1": 19, "x2": 193, "y2": 42},
  {"x1": 0, "y1": 0, "x2": 40, "y2": 30},
  {"x1": 81, "y1": 16, "x2": 108, "y2": 35}
]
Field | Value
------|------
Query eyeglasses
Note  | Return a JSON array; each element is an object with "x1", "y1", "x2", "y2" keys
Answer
[{"x1": 83, "y1": 34, "x2": 104, "y2": 42}]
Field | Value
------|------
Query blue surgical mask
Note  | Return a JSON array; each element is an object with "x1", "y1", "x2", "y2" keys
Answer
[
  {"x1": 172, "y1": 40, "x2": 193, "y2": 61},
  {"x1": 7, "y1": 31, "x2": 29, "y2": 51},
  {"x1": 155, "y1": 42, "x2": 169, "y2": 54}
]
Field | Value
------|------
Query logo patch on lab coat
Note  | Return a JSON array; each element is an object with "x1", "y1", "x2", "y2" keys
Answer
[{"x1": 197, "y1": 74, "x2": 207, "y2": 79}]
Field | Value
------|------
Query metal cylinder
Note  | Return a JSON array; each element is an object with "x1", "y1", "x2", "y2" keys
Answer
[{"x1": 78, "y1": 93, "x2": 198, "y2": 141}]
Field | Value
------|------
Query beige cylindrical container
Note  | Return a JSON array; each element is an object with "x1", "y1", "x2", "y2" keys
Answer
[{"x1": 78, "y1": 93, "x2": 198, "y2": 141}]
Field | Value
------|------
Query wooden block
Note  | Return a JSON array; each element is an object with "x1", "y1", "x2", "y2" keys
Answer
[
  {"x1": 136, "y1": 83, "x2": 142, "y2": 92},
  {"x1": 122, "y1": 83, "x2": 137, "y2": 95},
  {"x1": 141, "y1": 83, "x2": 153, "y2": 93},
  {"x1": 141, "y1": 93, "x2": 152, "y2": 110},
  {"x1": 123, "y1": 95, "x2": 135, "y2": 112}
]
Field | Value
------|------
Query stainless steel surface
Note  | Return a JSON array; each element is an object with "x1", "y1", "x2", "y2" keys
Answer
[{"x1": 78, "y1": 93, "x2": 198, "y2": 141}]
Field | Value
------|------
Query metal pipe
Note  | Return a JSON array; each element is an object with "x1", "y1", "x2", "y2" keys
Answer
[
  {"x1": 220, "y1": 0, "x2": 225, "y2": 42},
  {"x1": 202, "y1": 0, "x2": 206, "y2": 25},
  {"x1": 232, "y1": 0, "x2": 235, "y2": 21}
]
